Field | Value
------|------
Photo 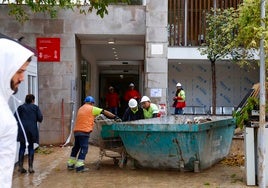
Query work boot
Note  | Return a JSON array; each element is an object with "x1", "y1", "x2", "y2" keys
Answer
[
  {"x1": 18, "y1": 153, "x2": 27, "y2": 174},
  {"x1": 67, "y1": 164, "x2": 75, "y2": 170},
  {"x1": 19, "y1": 166, "x2": 27, "y2": 173},
  {"x1": 75, "y1": 160, "x2": 89, "y2": 173},
  {"x1": 76, "y1": 166, "x2": 89, "y2": 173},
  {"x1": 28, "y1": 154, "x2": 35, "y2": 173},
  {"x1": 67, "y1": 157, "x2": 76, "y2": 170}
]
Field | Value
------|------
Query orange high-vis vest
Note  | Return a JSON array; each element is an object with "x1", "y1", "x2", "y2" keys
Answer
[{"x1": 73, "y1": 104, "x2": 95, "y2": 133}]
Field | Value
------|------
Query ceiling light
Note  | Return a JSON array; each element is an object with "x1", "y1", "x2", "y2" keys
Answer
[{"x1": 108, "y1": 38, "x2": 115, "y2": 44}]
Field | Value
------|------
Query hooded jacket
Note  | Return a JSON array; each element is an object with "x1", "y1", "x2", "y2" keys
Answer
[
  {"x1": 16, "y1": 102, "x2": 43, "y2": 143},
  {"x1": 0, "y1": 34, "x2": 33, "y2": 188}
]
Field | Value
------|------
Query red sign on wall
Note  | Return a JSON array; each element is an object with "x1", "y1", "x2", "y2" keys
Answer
[{"x1": 36, "y1": 38, "x2": 60, "y2": 62}]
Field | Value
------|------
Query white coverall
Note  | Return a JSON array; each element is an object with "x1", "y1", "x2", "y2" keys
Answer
[{"x1": 0, "y1": 36, "x2": 33, "y2": 188}]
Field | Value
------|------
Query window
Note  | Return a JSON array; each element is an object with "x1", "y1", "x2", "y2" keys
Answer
[
  {"x1": 168, "y1": 0, "x2": 243, "y2": 47},
  {"x1": 28, "y1": 75, "x2": 37, "y2": 96}
]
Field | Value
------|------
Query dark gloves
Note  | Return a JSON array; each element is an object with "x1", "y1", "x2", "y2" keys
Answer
[
  {"x1": 114, "y1": 116, "x2": 122, "y2": 122},
  {"x1": 152, "y1": 113, "x2": 158, "y2": 118}
]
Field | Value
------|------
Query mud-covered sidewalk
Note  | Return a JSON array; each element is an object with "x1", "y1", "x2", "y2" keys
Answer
[{"x1": 12, "y1": 139, "x2": 256, "y2": 188}]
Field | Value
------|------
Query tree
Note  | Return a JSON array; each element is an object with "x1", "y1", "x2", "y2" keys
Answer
[
  {"x1": 231, "y1": 0, "x2": 268, "y2": 123},
  {"x1": 198, "y1": 8, "x2": 238, "y2": 115},
  {"x1": 233, "y1": 1, "x2": 268, "y2": 186},
  {"x1": 233, "y1": 0, "x2": 268, "y2": 65},
  {"x1": 1, "y1": 0, "x2": 129, "y2": 23}
]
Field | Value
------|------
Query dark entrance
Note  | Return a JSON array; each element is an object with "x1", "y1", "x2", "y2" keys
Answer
[{"x1": 99, "y1": 73, "x2": 139, "y2": 118}]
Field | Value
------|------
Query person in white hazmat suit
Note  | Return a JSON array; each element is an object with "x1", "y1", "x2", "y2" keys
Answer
[{"x1": 0, "y1": 33, "x2": 33, "y2": 188}]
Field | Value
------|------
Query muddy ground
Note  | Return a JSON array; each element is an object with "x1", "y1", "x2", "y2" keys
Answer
[{"x1": 12, "y1": 138, "x2": 257, "y2": 188}]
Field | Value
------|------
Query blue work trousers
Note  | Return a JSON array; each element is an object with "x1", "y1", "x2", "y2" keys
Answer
[
  {"x1": 70, "y1": 135, "x2": 89, "y2": 161},
  {"x1": 174, "y1": 108, "x2": 183, "y2": 115}
]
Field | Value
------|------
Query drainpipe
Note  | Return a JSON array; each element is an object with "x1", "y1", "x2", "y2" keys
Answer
[
  {"x1": 213, "y1": 0, "x2": 216, "y2": 9},
  {"x1": 142, "y1": 0, "x2": 146, "y2": 6},
  {"x1": 257, "y1": 1, "x2": 266, "y2": 187}
]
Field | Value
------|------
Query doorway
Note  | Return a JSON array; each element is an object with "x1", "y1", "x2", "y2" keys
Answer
[{"x1": 99, "y1": 73, "x2": 140, "y2": 118}]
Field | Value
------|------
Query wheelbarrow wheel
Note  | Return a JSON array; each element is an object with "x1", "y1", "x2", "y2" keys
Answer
[{"x1": 113, "y1": 158, "x2": 119, "y2": 165}]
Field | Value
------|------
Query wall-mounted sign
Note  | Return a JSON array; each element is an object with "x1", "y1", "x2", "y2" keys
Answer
[
  {"x1": 151, "y1": 44, "x2": 163, "y2": 55},
  {"x1": 36, "y1": 38, "x2": 60, "y2": 62},
  {"x1": 150, "y1": 88, "x2": 162, "y2": 97}
]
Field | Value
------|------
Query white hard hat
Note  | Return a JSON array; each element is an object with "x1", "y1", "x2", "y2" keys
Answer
[
  {"x1": 140, "y1": 96, "x2": 150, "y2": 103},
  {"x1": 176, "y1": 82, "x2": 182, "y2": 87},
  {"x1": 128, "y1": 98, "x2": 138, "y2": 108},
  {"x1": 129, "y1": 83, "x2": 135, "y2": 87}
]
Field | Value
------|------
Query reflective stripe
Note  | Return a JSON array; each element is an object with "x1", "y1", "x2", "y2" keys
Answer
[
  {"x1": 67, "y1": 157, "x2": 77, "y2": 165},
  {"x1": 75, "y1": 160, "x2": 84, "y2": 167}
]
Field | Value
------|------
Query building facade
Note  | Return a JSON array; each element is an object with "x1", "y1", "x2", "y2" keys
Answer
[{"x1": 0, "y1": 0, "x2": 258, "y2": 145}]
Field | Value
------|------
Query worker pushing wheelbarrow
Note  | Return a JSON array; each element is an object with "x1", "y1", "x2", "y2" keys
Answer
[{"x1": 66, "y1": 96, "x2": 123, "y2": 172}]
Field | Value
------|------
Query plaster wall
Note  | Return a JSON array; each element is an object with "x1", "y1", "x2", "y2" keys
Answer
[{"x1": 0, "y1": 5, "x2": 146, "y2": 144}]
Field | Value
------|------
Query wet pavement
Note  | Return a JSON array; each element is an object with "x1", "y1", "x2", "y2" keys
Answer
[{"x1": 12, "y1": 141, "x2": 257, "y2": 188}]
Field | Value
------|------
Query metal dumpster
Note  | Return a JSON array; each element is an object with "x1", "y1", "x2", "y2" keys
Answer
[{"x1": 104, "y1": 115, "x2": 236, "y2": 171}]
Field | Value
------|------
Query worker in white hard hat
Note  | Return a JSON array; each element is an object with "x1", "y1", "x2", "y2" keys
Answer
[
  {"x1": 173, "y1": 82, "x2": 186, "y2": 114},
  {"x1": 140, "y1": 96, "x2": 159, "y2": 118},
  {"x1": 122, "y1": 98, "x2": 144, "y2": 121}
]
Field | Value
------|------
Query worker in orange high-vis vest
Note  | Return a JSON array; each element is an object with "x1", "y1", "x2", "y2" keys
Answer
[{"x1": 67, "y1": 96, "x2": 121, "y2": 172}]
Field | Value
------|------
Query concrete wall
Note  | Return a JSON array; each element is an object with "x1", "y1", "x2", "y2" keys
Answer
[
  {"x1": 144, "y1": 0, "x2": 168, "y2": 105},
  {"x1": 0, "y1": 3, "x2": 259, "y2": 144},
  {"x1": 0, "y1": 5, "x2": 146, "y2": 144}
]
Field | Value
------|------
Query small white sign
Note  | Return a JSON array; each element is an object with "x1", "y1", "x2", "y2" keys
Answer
[
  {"x1": 150, "y1": 88, "x2": 162, "y2": 97},
  {"x1": 151, "y1": 44, "x2": 163, "y2": 55}
]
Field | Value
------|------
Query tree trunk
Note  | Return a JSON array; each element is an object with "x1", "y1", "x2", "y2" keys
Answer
[{"x1": 211, "y1": 60, "x2": 216, "y2": 115}]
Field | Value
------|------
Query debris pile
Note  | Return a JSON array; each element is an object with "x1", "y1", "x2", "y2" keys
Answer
[
  {"x1": 185, "y1": 116, "x2": 212, "y2": 124},
  {"x1": 220, "y1": 154, "x2": 245, "y2": 167},
  {"x1": 36, "y1": 146, "x2": 54, "y2": 155}
]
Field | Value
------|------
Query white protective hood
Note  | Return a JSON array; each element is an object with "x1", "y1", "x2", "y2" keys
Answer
[{"x1": 0, "y1": 36, "x2": 34, "y2": 101}]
